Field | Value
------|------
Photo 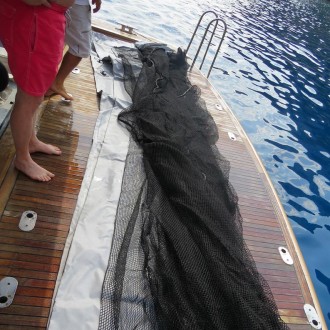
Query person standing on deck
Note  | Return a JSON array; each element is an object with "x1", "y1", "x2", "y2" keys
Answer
[
  {"x1": 0, "y1": 0, "x2": 74, "y2": 182},
  {"x1": 47, "y1": 0, "x2": 102, "y2": 100}
]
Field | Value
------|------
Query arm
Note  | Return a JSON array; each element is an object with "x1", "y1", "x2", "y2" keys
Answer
[{"x1": 92, "y1": 0, "x2": 102, "y2": 13}]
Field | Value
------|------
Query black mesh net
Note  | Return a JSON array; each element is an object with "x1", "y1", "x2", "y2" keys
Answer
[{"x1": 98, "y1": 44, "x2": 288, "y2": 330}]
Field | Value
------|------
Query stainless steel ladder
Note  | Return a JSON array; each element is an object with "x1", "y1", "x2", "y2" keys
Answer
[{"x1": 186, "y1": 11, "x2": 227, "y2": 78}]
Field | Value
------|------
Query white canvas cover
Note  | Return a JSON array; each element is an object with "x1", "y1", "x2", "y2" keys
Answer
[{"x1": 48, "y1": 36, "x2": 133, "y2": 330}]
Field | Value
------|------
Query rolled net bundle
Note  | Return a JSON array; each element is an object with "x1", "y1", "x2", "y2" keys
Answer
[{"x1": 100, "y1": 44, "x2": 288, "y2": 330}]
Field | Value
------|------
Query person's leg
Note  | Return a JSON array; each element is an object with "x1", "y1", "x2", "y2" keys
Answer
[
  {"x1": 47, "y1": 51, "x2": 81, "y2": 100},
  {"x1": 11, "y1": 87, "x2": 55, "y2": 182},
  {"x1": 47, "y1": 4, "x2": 92, "y2": 100}
]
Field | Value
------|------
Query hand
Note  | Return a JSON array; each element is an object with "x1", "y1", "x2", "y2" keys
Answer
[
  {"x1": 92, "y1": 0, "x2": 102, "y2": 13},
  {"x1": 22, "y1": 0, "x2": 53, "y2": 7}
]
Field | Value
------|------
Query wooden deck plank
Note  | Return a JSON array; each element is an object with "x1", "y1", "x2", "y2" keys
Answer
[
  {"x1": 0, "y1": 267, "x2": 58, "y2": 281},
  {"x1": 0, "y1": 314, "x2": 48, "y2": 327}
]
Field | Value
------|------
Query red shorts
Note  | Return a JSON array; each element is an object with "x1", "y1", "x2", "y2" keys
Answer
[{"x1": 0, "y1": 0, "x2": 67, "y2": 96}]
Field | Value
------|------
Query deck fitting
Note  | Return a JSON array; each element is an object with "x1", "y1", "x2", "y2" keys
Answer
[
  {"x1": 0, "y1": 277, "x2": 18, "y2": 308},
  {"x1": 19, "y1": 210, "x2": 37, "y2": 232},
  {"x1": 228, "y1": 132, "x2": 237, "y2": 141},
  {"x1": 278, "y1": 246, "x2": 293, "y2": 265},
  {"x1": 72, "y1": 68, "x2": 80, "y2": 74},
  {"x1": 120, "y1": 24, "x2": 134, "y2": 34},
  {"x1": 304, "y1": 304, "x2": 322, "y2": 329}
]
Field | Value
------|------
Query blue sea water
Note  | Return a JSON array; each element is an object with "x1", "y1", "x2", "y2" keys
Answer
[{"x1": 97, "y1": 0, "x2": 330, "y2": 326}]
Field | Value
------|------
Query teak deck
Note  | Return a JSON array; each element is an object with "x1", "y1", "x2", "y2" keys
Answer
[
  {"x1": 0, "y1": 57, "x2": 98, "y2": 329},
  {"x1": 0, "y1": 29, "x2": 325, "y2": 329}
]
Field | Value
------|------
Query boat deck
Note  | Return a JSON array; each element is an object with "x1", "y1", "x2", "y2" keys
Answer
[
  {"x1": 0, "y1": 51, "x2": 323, "y2": 328},
  {"x1": 0, "y1": 57, "x2": 99, "y2": 329}
]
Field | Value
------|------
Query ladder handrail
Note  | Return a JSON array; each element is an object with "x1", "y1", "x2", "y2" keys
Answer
[
  {"x1": 186, "y1": 10, "x2": 218, "y2": 54},
  {"x1": 204, "y1": 19, "x2": 227, "y2": 78},
  {"x1": 187, "y1": 12, "x2": 227, "y2": 78}
]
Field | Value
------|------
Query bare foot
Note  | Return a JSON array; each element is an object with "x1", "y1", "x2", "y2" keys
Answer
[
  {"x1": 29, "y1": 140, "x2": 62, "y2": 155},
  {"x1": 14, "y1": 158, "x2": 55, "y2": 182},
  {"x1": 46, "y1": 82, "x2": 74, "y2": 101}
]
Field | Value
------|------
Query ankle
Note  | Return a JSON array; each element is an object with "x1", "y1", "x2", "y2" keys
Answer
[{"x1": 15, "y1": 153, "x2": 32, "y2": 164}]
